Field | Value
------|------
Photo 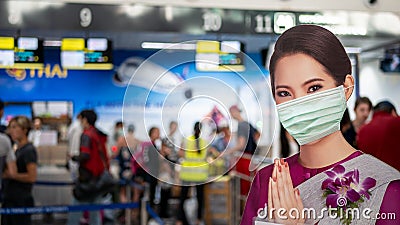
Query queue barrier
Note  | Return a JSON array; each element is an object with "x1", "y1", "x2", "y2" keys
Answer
[
  {"x1": 1, "y1": 179, "x2": 164, "y2": 225},
  {"x1": 18, "y1": 174, "x2": 250, "y2": 225},
  {"x1": 0, "y1": 202, "x2": 140, "y2": 214}
]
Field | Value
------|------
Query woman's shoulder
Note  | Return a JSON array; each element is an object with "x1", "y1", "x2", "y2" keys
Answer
[
  {"x1": 360, "y1": 153, "x2": 400, "y2": 174},
  {"x1": 384, "y1": 179, "x2": 400, "y2": 199},
  {"x1": 379, "y1": 179, "x2": 400, "y2": 220},
  {"x1": 386, "y1": 179, "x2": 400, "y2": 190},
  {"x1": 21, "y1": 143, "x2": 37, "y2": 152}
]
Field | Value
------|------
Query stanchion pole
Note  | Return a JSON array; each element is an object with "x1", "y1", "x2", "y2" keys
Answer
[
  {"x1": 126, "y1": 184, "x2": 132, "y2": 225},
  {"x1": 141, "y1": 183, "x2": 149, "y2": 225},
  {"x1": 234, "y1": 173, "x2": 241, "y2": 225},
  {"x1": 229, "y1": 175, "x2": 234, "y2": 225}
]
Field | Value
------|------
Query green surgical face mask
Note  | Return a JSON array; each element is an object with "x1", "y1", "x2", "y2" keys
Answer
[{"x1": 276, "y1": 85, "x2": 348, "y2": 145}]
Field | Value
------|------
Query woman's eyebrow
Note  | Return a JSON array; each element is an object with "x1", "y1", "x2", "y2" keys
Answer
[
  {"x1": 275, "y1": 85, "x2": 291, "y2": 90},
  {"x1": 302, "y1": 78, "x2": 324, "y2": 87}
]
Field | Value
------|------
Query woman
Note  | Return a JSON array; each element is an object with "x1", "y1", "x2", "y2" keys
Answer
[
  {"x1": 343, "y1": 97, "x2": 372, "y2": 148},
  {"x1": 115, "y1": 124, "x2": 140, "y2": 222},
  {"x1": 177, "y1": 122, "x2": 208, "y2": 225},
  {"x1": 241, "y1": 25, "x2": 400, "y2": 225},
  {"x1": 3, "y1": 116, "x2": 37, "y2": 225}
]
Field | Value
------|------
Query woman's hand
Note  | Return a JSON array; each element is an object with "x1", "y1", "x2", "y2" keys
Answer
[{"x1": 268, "y1": 158, "x2": 305, "y2": 225}]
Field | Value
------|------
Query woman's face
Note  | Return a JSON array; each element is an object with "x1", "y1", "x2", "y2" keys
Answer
[
  {"x1": 9, "y1": 121, "x2": 26, "y2": 142},
  {"x1": 355, "y1": 103, "x2": 371, "y2": 122},
  {"x1": 150, "y1": 128, "x2": 160, "y2": 141},
  {"x1": 274, "y1": 53, "x2": 338, "y2": 105}
]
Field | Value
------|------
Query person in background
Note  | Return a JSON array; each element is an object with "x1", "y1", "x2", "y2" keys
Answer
[
  {"x1": 227, "y1": 105, "x2": 259, "y2": 196},
  {"x1": 209, "y1": 119, "x2": 235, "y2": 155},
  {"x1": 135, "y1": 127, "x2": 161, "y2": 213},
  {"x1": 67, "y1": 112, "x2": 83, "y2": 180},
  {"x1": 158, "y1": 137, "x2": 174, "y2": 219},
  {"x1": 67, "y1": 110, "x2": 109, "y2": 225},
  {"x1": 116, "y1": 124, "x2": 140, "y2": 201},
  {"x1": 28, "y1": 117, "x2": 43, "y2": 148},
  {"x1": 0, "y1": 98, "x2": 17, "y2": 200},
  {"x1": 342, "y1": 96, "x2": 372, "y2": 148},
  {"x1": 0, "y1": 99, "x2": 7, "y2": 133},
  {"x1": 115, "y1": 124, "x2": 140, "y2": 223},
  {"x1": 2, "y1": 116, "x2": 37, "y2": 225},
  {"x1": 176, "y1": 122, "x2": 208, "y2": 225},
  {"x1": 271, "y1": 123, "x2": 299, "y2": 159},
  {"x1": 358, "y1": 101, "x2": 400, "y2": 171},
  {"x1": 110, "y1": 121, "x2": 124, "y2": 155},
  {"x1": 209, "y1": 119, "x2": 235, "y2": 176},
  {"x1": 167, "y1": 121, "x2": 183, "y2": 163}
]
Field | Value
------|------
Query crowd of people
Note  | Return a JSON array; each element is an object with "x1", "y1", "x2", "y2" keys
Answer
[{"x1": 62, "y1": 107, "x2": 260, "y2": 225}]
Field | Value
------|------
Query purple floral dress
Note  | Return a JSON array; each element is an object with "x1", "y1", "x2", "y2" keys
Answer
[{"x1": 240, "y1": 151, "x2": 400, "y2": 225}]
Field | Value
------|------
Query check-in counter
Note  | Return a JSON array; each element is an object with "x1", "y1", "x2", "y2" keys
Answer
[
  {"x1": 34, "y1": 144, "x2": 72, "y2": 206},
  {"x1": 33, "y1": 165, "x2": 73, "y2": 206},
  {"x1": 36, "y1": 144, "x2": 68, "y2": 166}
]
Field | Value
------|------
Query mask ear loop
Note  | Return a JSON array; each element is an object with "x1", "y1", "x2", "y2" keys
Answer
[
  {"x1": 344, "y1": 85, "x2": 354, "y2": 90},
  {"x1": 343, "y1": 85, "x2": 354, "y2": 101}
]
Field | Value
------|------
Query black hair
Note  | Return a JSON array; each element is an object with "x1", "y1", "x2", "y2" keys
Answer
[
  {"x1": 269, "y1": 25, "x2": 351, "y2": 96},
  {"x1": 194, "y1": 121, "x2": 202, "y2": 154},
  {"x1": 340, "y1": 108, "x2": 351, "y2": 132},
  {"x1": 0, "y1": 99, "x2": 4, "y2": 111},
  {"x1": 373, "y1": 101, "x2": 397, "y2": 114},
  {"x1": 354, "y1": 97, "x2": 372, "y2": 111},
  {"x1": 148, "y1": 126, "x2": 158, "y2": 137},
  {"x1": 80, "y1": 109, "x2": 97, "y2": 126},
  {"x1": 280, "y1": 123, "x2": 290, "y2": 158}
]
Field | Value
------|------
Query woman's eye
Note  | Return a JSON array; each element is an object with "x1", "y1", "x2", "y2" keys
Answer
[
  {"x1": 308, "y1": 85, "x2": 322, "y2": 93},
  {"x1": 277, "y1": 91, "x2": 291, "y2": 97}
]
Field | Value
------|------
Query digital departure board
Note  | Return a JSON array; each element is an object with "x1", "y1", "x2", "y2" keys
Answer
[
  {"x1": 0, "y1": 37, "x2": 44, "y2": 69},
  {"x1": 61, "y1": 38, "x2": 113, "y2": 70},
  {"x1": 195, "y1": 40, "x2": 245, "y2": 72}
]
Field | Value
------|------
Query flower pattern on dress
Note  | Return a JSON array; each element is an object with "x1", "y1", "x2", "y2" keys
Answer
[{"x1": 321, "y1": 164, "x2": 376, "y2": 225}]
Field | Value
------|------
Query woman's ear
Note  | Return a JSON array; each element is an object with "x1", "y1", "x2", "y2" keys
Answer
[{"x1": 343, "y1": 74, "x2": 354, "y2": 101}]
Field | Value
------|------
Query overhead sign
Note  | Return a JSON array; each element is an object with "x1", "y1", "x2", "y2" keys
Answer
[
  {"x1": 0, "y1": 2, "x2": 385, "y2": 37},
  {"x1": 61, "y1": 38, "x2": 113, "y2": 70},
  {"x1": 196, "y1": 40, "x2": 245, "y2": 72},
  {"x1": 0, "y1": 36, "x2": 44, "y2": 69}
]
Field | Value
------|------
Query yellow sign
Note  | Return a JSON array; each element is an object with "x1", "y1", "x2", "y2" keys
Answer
[
  {"x1": 0, "y1": 37, "x2": 14, "y2": 50},
  {"x1": 61, "y1": 38, "x2": 85, "y2": 51},
  {"x1": 196, "y1": 41, "x2": 220, "y2": 53}
]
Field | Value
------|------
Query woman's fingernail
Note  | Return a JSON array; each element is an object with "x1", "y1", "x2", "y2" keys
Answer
[
  {"x1": 278, "y1": 165, "x2": 282, "y2": 172},
  {"x1": 285, "y1": 162, "x2": 288, "y2": 168},
  {"x1": 272, "y1": 176, "x2": 276, "y2": 182},
  {"x1": 296, "y1": 189, "x2": 300, "y2": 195},
  {"x1": 280, "y1": 158, "x2": 285, "y2": 165}
]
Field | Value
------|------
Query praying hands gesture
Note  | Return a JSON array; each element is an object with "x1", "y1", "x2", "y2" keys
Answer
[{"x1": 268, "y1": 159, "x2": 305, "y2": 225}]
